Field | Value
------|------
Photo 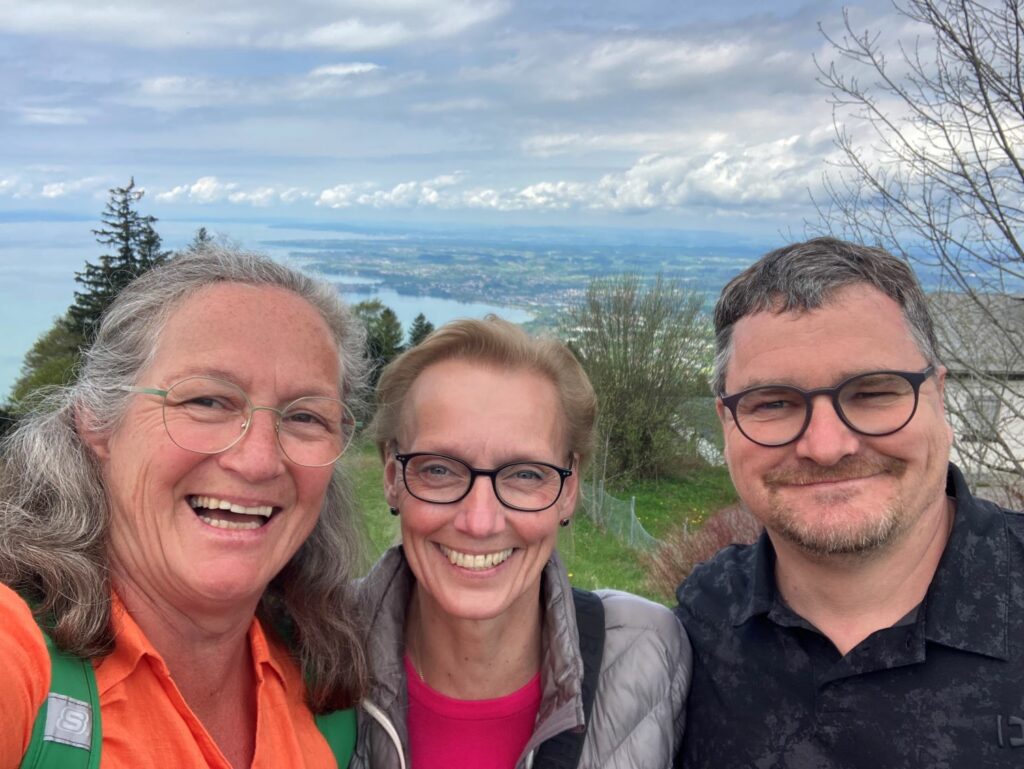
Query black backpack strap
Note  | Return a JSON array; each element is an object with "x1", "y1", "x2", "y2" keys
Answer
[{"x1": 532, "y1": 588, "x2": 605, "y2": 769}]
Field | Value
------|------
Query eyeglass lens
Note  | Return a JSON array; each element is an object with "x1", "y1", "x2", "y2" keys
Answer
[
  {"x1": 161, "y1": 376, "x2": 353, "y2": 466},
  {"x1": 401, "y1": 453, "x2": 566, "y2": 511},
  {"x1": 731, "y1": 371, "x2": 920, "y2": 446}
]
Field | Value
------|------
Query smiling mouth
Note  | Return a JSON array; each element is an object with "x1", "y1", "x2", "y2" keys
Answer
[
  {"x1": 188, "y1": 495, "x2": 277, "y2": 531},
  {"x1": 438, "y1": 544, "x2": 514, "y2": 570}
]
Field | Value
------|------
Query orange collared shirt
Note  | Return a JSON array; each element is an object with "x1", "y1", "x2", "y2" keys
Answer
[{"x1": 0, "y1": 583, "x2": 337, "y2": 768}]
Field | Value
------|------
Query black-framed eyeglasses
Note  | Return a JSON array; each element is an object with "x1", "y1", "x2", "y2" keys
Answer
[
  {"x1": 122, "y1": 375, "x2": 357, "y2": 467},
  {"x1": 719, "y1": 366, "x2": 936, "y2": 448},
  {"x1": 394, "y1": 452, "x2": 574, "y2": 512}
]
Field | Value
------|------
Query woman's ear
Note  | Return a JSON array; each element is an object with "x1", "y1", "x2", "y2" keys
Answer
[
  {"x1": 383, "y1": 451, "x2": 401, "y2": 507},
  {"x1": 75, "y1": 407, "x2": 111, "y2": 462},
  {"x1": 558, "y1": 453, "x2": 581, "y2": 517}
]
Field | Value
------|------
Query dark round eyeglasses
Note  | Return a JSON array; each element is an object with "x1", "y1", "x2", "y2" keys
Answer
[
  {"x1": 394, "y1": 452, "x2": 574, "y2": 512},
  {"x1": 719, "y1": 366, "x2": 936, "y2": 447}
]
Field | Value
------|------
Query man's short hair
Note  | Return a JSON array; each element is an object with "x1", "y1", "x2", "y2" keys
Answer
[{"x1": 712, "y1": 237, "x2": 940, "y2": 394}]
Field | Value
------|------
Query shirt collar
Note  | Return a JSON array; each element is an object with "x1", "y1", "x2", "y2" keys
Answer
[
  {"x1": 95, "y1": 592, "x2": 288, "y2": 695},
  {"x1": 733, "y1": 530, "x2": 777, "y2": 626},
  {"x1": 731, "y1": 464, "x2": 1011, "y2": 660},
  {"x1": 922, "y1": 464, "x2": 1010, "y2": 659}
]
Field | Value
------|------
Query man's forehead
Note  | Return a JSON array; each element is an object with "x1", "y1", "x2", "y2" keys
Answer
[
  {"x1": 725, "y1": 285, "x2": 925, "y2": 388},
  {"x1": 733, "y1": 283, "x2": 907, "y2": 334}
]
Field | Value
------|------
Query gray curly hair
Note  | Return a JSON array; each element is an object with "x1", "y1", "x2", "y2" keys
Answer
[{"x1": 0, "y1": 247, "x2": 370, "y2": 710}]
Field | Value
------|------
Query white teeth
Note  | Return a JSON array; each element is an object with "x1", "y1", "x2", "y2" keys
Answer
[
  {"x1": 197, "y1": 515, "x2": 263, "y2": 531},
  {"x1": 439, "y1": 545, "x2": 514, "y2": 570},
  {"x1": 188, "y1": 496, "x2": 273, "y2": 517}
]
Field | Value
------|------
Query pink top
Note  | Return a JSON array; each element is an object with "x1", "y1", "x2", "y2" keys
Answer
[{"x1": 404, "y1": 654, "x2": 542, "y2": 769}]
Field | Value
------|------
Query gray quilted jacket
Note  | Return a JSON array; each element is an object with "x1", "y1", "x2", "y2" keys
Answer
[{"x1": 350, "y1": 546, "x2": 690, "y2": 769}]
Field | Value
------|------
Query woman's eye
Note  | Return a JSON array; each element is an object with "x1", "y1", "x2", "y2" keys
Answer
[
  {"x1": 184, "y1": 395, "x2": 229, "y2": 409},
  {"x1": 284, "y1": 410, "x2": 330, "y2": 428},
  {"x1": 513, "y1": 469, "x2": 542, "y2": 481},
  {"x1": 422, "y1": 464, "x2": 452, "y2": 476}
]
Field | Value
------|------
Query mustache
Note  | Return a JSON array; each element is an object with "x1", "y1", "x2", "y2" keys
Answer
[{"x1": 764, "y1": 455, "x2": 906, "y2": 487}]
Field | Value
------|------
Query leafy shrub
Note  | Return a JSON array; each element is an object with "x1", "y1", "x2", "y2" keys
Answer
[{"x1": 643, "y1": 504, "x2": 762, "y2": 597}]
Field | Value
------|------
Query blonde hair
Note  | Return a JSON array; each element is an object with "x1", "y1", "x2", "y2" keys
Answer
[{"x1": 371, "y1": 316, "x2": 597, "y2": 467}]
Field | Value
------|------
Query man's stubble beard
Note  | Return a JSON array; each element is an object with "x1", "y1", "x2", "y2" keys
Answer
[{"x1": 763, "y1": 454, "x2": 910, "y2": 557}]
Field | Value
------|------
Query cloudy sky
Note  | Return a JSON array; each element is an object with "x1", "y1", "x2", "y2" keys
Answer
[{"x1": 1, "y1": 0, "x2": 907, "y2": 236}]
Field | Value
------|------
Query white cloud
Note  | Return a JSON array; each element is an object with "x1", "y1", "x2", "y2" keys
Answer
[
  {"x1": 164, "y1": 132, "x2": 828, "y2": 216},
  {"x1": 155, "y1": 177, "x2": 315, "y2": 206},
  {"x1": 318, "y1": 172, "x2": 465, "y2": 209},
  {"x1": 129, "y1": 120, "x2": 831, "y2": 218},
  {"x1": 410, "y1": 97, "x2": 491, "y2": 114},
  {"x1": 425, "y1": 172, "x2": 463, "y2": 188},
  {"x1": 317, "y1": 183, "x2": 371, "y2": 208},
  {"x1": 521, "y1": 130, "x2": 725, "y2": 159},
  {"x1": 16, "y1": 106, "x2": 90, "y2": 126},
  {"x1": 462, "y1": 21, "x2": 820, "y2": 110},
  {"x1": 0, "y1": 177, "x2": 32, "y2": 198},
  {"x1": 514, "y1": 181, "x2": 589, "y2": 211},
  {"x1": 0, "y1": 0, "x2": 510, "y2": 51},
  {"x1": 298, "y1": 18, "x2": 412, "y2": 50},
  {"x1": 280, "y1": 187, "x2": 315, "y2": 203},
  {"x1": 309, "y1": 62, "x2": 381, "y2": 77},
  {"x1": 128, "y1": 62, "x2": 406, "y2": 110},
  {"x1": 155, "y1": 176, "x2": 237, "y2": 203},
  {"x1": 185, "y1": 176, "x2": 237, "y2": 204},
  {"x1": 379, "y1": 135, "x2": 828, "y2": 214},
  {"x1": 228, "y1": 187, "x2": 277, "y2": 206},
  {"x1": 39, "y1": 176, "x2": 106, "y2": 199}
]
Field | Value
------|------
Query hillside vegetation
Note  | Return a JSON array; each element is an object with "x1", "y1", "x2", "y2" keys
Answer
[{"x1": 348, "y1": 440, "x2": 737, "y2": 604}]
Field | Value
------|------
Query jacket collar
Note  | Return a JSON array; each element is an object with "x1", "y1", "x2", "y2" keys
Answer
[{"x1": 359, "y1": 546, "x2": 586, "y2": 730}]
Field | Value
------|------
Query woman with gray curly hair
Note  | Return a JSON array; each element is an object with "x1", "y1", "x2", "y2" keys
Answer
[{"x1": 0, "y1": 248, "x2": 370, "y2": 768}]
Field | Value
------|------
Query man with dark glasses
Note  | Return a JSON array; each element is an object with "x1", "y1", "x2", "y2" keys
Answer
[{"x1": 675, "y1": 238, "x2": 1024, "y2": 768}]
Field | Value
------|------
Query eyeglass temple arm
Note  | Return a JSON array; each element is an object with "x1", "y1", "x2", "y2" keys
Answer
[{"x1": 120, "y1": 385, "x2": 170, "y2": 397}]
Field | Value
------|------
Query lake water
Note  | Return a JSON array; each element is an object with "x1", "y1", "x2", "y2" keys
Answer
[{"x1": 0, "y1": 218, "x2": 533, "y2": 399}]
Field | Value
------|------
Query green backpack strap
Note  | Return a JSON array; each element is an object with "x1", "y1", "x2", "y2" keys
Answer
[
  {"x1": 274, "y1": 614, "x2": 358, "y2": 768},
  {"x1": 19, "y1": 630, "x2": 353, "y2": 769},
  {"x1": 19, "y1": 631, "x2": 102, "y2": 769},
  {"x1": 315, "y1": 707, "x2": 357, "y2": 769}
]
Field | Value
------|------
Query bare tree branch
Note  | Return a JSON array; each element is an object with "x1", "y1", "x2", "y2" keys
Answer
[{"x1": 811, "y1": 0, "x2": 1024, "y2": 493}]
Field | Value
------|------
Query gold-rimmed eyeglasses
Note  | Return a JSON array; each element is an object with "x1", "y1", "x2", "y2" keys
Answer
[{"x1": 122, "y1": 375, "x2": 356, "y2": 467}]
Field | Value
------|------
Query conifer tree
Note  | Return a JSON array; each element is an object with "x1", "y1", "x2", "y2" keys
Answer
[
  {"x1": 407, "y1": 313, "x2": 435, "y2": 347},
  {"x1": 186, "y1": 226, "x2": 214, "y2": 252},
  {"x1": 67, "y1": 178, "x2": 169, "y2": 341},
  {"x1": 0, "y1": 404, "x2": 17, "y2": 438},
  {"x1": 353, "y1": 300, "x2": 405, "y2": 388}
]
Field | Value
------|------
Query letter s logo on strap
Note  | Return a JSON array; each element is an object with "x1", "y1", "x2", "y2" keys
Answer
[{"x1": 44, "y1": 694, "x2": 92, "y2": 750}]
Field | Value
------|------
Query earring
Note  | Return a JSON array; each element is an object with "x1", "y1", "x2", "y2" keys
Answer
[
  {"x1": 389, "y1": 506, "x2": 400, "y2": 516},
  {"x1": 559, "y1": 518, "x2": 571, "y2": 527}
]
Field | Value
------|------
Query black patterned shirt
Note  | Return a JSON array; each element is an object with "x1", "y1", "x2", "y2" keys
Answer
[{"x1": 674, "y1": 465, "x2": 1024, "y2": 768}]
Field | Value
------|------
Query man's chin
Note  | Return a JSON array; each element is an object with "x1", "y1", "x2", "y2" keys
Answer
[
  {"x1": 767, "y1": 493, "x2": 905, "y2": 557},
  {"x1": 772, "y1": 511, "x2": 903, "y2": 557}
]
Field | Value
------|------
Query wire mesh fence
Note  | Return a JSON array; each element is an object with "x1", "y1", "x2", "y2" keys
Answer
[{"x1": 579, "y1": 478, "x2": 660, "y2": 550}]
